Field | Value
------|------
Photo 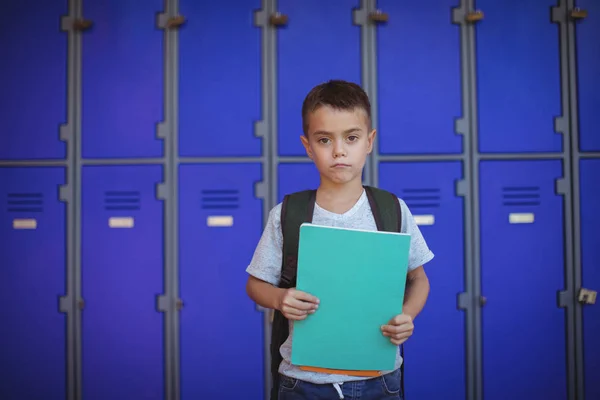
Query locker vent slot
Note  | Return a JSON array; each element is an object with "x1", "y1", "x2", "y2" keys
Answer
[
  {"x1": 201, "y1": 189, "x2": 239, "y2": 210},
  {"x1": 7, "y1": 192, "x2": 44, "y2": 213},
  {"x1": 401, "y1": 188, "x2": 441, "y2": 209},
  {"x1": 104, "y1": 191, "x2": 141, "y2": 211},
  {"x1": 502, "y1": 186, "x2": 540, "y2": 206}
]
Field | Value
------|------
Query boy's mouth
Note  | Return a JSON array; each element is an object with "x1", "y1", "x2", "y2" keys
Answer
[{"x1": 332, "y1": 163, "x2": 350, "y2": 168}]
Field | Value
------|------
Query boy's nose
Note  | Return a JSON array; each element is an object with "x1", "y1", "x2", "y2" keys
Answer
[{"x1": 333, "y1": 143, "x2": 347, "y2": 158}]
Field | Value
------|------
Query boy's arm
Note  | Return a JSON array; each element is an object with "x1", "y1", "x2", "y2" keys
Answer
[
  {"x1": 402, "y1": 265, "x2": 430, "y2": 320},
  {"x1": 246, "y1": 276, "x2": 284, "y2": 311}
]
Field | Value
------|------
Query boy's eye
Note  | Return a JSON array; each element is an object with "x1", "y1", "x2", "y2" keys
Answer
[
  {"x1": 318, "y1": 138, "x2": 330, "y2": 144},
  {"x1": 347, "y1": 136, "x2": 358, "y2": 142}
]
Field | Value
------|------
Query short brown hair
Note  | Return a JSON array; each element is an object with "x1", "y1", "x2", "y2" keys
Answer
[{"x1": 301, "y1": 80, "x2": 372, "y2": 135}]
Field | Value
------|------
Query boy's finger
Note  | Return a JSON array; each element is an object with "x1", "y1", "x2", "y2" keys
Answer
[
  {"x1": 289, "y1": 298, "x2": 319, "y2": 311},
  {"x1": 294, "y1": 291, "x2": 320, "y2": 304}
]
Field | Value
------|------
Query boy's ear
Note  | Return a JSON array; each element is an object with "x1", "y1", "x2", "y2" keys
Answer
[
  {"x1": 367, "y1": 129, "x2": 377, "y2": 154},
  {"x1": 300, "y1": 135, "x2": 313, "y2": 159}
]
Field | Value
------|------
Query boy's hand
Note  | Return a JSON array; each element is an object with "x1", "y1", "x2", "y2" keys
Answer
[
  {"x1": 278, "y1": 288, "x2": 319, "y2": 321},
  {"x1": 381, "y1": 314, "x2": 414, "y2": 345}
]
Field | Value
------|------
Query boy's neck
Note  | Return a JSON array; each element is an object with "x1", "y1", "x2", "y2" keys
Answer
[{"x1": 315, "y1": 178, "x2": 365, "y2": 215}]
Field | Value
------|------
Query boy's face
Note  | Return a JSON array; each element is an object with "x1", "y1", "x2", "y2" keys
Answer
[{"x1": 300, "y1": 105, "x2": 375, "y2": 186}]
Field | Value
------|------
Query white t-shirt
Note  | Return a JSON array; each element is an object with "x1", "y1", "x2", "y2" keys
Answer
[{"x1": 246, "y1": 189, "x2": 435, "y2": 384}]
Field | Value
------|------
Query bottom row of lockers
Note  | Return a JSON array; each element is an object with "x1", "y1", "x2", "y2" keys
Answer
[{"x1": 1, "y1": 160, "x2": 598, "y2": 400}]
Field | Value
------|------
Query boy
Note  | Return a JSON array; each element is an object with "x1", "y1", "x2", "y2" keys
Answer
[{"x1": 245, "y1": 80, "x2": 434, "y2": 399}]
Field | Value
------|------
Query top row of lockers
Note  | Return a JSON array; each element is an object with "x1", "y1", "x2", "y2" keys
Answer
[{"x1": 2, "y1": 0, "x2": 598, "y2": 160}]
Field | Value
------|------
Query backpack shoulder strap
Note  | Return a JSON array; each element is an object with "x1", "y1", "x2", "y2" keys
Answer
[
  {"x1": 364, "y1": 185, "x2": 402, "y2": 233},
  {"x1": 279, "y1": 189, "x2": 317, "y2": 288},
  {"x1": 269, "y1": 189, "x2": 316, "y2": 400}
]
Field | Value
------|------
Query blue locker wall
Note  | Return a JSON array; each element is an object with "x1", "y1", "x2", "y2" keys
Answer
[
  {"x1": 475, "y1": 0, "x2": 562, "y2": 153},
  {"x1": 81, "y1": 0, "x2": 164, "y2": 159},
  {"x1": 81, "y1": 165, "x2": 164, "y2": 399},
  {"x1": 0, "y1": 2, "x2": 67, "y2": 160},
  {"x1": 277, "y1": 0, "x2": 361, "y2": 156},
  {"x1": 376, "y1": 0, "x2": 462, "y2": 155},
  {"x1": 278, "y1": 163, "x2": 321, "y2": 201},
  {"x1": 0, "y1": 167, "x2": 66, "y2": 399},
  {"x1": 580, "y1": 159, "x2": 600, "y2": 400},
  {"x1": 575, "y1": 0, "x2": 600, "y2": 152},
  {"x1": 379, "y1": 162, "x2": 465, "y2": 400},
  {"x1": 178, "y1": 0, "x2": 262, "y2": 158},
  {"x1": 480, "y1": 160, "x2": 566, "y2": 400},
  {"x1": 179, "y1": 163, "x2": 263, "y2": 399}
]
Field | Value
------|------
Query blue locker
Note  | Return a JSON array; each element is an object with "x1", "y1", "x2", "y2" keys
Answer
[
  {"x1": 179, "y1": 1, "x2": 261, "y2": 157},
  {"x1": 379, "y1": 162, "x2": 465, "y2": 400},
  {"x1": 575, "y1": 0, "x2": 600, "y2": 152},
  {"x1": 376, "y1": 0, "x2": 462, "y2": 155},
  {"x1": 81, "y1": 165, "x2": 164, "y2": 399},
  {"x1": 480, "y1": 160, "x2": 566, "y2": 399},
  {"x1": 278, "y1": 0, "x2": 361, "y2": 156},
  {"x1": 179, "y1": 164, "x2": 263, "y2": 399},
  {"x1": 580, "y1": 159, "x2": 600, "y2": 400},
  {"x1": 475, "y1": 0, "x2": 562, "y2": 153},
  {"x1": 0, "y1": 2, "x2": 67, "y2": 160},
  {"x1": 81, "y1": 1, "x2": 164, "y2": 159},
  {"x1": 0, "y1": 167, "x2": 66, "y2": 399},
  {"x1": 278, "y1": 163, "x2": 321, "y2": 201}
]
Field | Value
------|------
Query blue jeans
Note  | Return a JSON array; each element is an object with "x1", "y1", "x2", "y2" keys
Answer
[{"x1": 278, "y1": 368, "x2": 404, "y2": 400}]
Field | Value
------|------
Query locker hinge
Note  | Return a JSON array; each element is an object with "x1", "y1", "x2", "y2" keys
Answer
[
  {"x1": 156, "y1": 13, "x2": 186, "y2": 30},
  {"x1": 557, "y1": 290, "x2": 570, "y2": 308},
  {"x1": 156, "y1": 295, "x2": 184, "y2": 312},
  {"x1": 59, "y1": 295, "x2": 70, "y2": 313},
  {"x1": 578, "y1": 288, "x2": 597, "y2": 305},
  {"x1": 254, "y1": 120, "x2": 268, "y2": 139},
  {"x1": 455, "y1": 179, "x2": 468, "y2": 197},
  {"x1": 457, "y1": 292, "x2": 469, "y2": 310},
  {"x1": 457, "y1": 293, "x2": 486, "y2": 310}
]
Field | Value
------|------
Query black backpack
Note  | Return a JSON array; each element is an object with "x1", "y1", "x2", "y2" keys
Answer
[{"x1": 269, "y1": 185, "x2": 405, "y2": 400}]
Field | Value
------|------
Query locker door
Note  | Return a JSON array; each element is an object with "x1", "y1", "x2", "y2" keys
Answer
[
  {"x1": 278, "y1": 163, "x2": 321, "y2": 201},
  {"x1": 379, "y1": 162, "x2": 465, "y2": 400},
  {"x1": 580, "y1": 159, "x2": 600, "y2": 400},
  {"x1": 475, "y1": 0, "x2": 562, "y2": 153},
  {"x1": 0, "y1": 167, "x2": 66, "y2": 399},
  {"x1": 376, "y1": 0, "x2": 462, "y2": 155},
  {"x1": 0, "y1": 2, "x2": 66, "y2": 160},
  {"x1": 81, "y1": 1, "x2": 164, "y2": 159},
  {"x1": 575, "y1": 0, "x2": 600, "y2": 152},
  {"x1": 480, "y1": 160, "x2": 566, "y2": 400},
  {"x1": 81, "y1": 165, "x2": 164, "y2": 399},
  {"x1": 179, "y1": 1, "x2": 261, "y2": 157},
  {"x1": 278, "y1": 0, "x2": 361, "y2": 156},
  {"x1": 179, "y1": 164, "x2": 263, "y2": 399}
]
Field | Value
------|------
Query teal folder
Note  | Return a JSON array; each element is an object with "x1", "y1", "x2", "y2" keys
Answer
[{"x1": 291, "y1": 223, "x2": 411, "y2": 372}]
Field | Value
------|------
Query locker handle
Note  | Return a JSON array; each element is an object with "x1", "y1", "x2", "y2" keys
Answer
[
  {"x1": 578, "y1": 288, "x2": 597, "y2": 305},
  {"x1": 165, "y1": 16, "x2": 186, "y2": 29},
  {"x1": 78, "y1": 299, "x2": 85, "y2": 309},
  {"x1": 176, "y1": 299, "x2": 184, "y2": 310},
  {"x1": 369, "y1": 10, "x2": 389, "y2": 23},
  {"x1": 73, "y1": 18, "x2": 93, "y2": 31},
  {"x1": 465, "y1": 10, "x2": 484, "y2": 23},
  {"x1": 269, "y1": 12, "x2": 288, "y2": 26},
  {"x1": 570, "y1": 8, "x2": 588, "y2": 20},
  {"x1": 480, "y1": 296, "x2": 487, "y2": 306}
]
